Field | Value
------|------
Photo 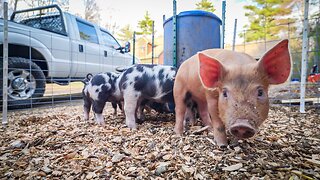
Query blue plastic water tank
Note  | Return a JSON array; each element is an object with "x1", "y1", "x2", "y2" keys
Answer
[{"x1": 163, "y1": 10, "x2": 222, "y2": 67}]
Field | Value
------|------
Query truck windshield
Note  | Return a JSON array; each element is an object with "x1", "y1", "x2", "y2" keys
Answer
[{"x1": 11, "y1": 5, "x2": 67, "y2": 35}]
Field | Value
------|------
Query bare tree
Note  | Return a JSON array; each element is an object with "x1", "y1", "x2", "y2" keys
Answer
[
  {"x1": 84, "y1": 0, "x2": 100, "y2": 24},
  {"x1": 0, "y1": 0, "x2": 19, "y2": 18},
  {"x1": 13, "y1": 0, "x2": 19, "y2": 12},
  {"x1": 104, "y1": 14, "x2": 119, "y2": 35},
  {"x1": 22, "y1": 0, "x2": 69, "y2": 10}
]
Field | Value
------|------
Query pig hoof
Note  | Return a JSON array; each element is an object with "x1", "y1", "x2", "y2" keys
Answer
[
  {"x1": 218, "y1": 144, "x2": 228, "y2": 149},
  {"x1": 84, "y1": 115, "x2": 89, "y2": 121},
  {"x1": 96, "y1": 121, "x2": 105, "y2": 126},
  {"x1": 174, "y1": 127, "x2": 183, "y2": 135},
  {"x1": 126, "y1": 122, "x2": 137, "y2": 129},
  {"x1": 215, "y1": 140, "x2": 228, "y2": 148}
]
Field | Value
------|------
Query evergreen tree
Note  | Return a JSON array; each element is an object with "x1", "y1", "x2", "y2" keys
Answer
[
  {"x1": 240, "y1": 0, "x2": 294, "y2": 42},
  {"x1": 117, "y1": 24, "x2": 134, "y2": 42},
  {"x1": 137, "y1": 11, "x2": 154, "y2": 35},
  {"x1": 195, "y1": 0, "x2": 216, "y2": 13}
]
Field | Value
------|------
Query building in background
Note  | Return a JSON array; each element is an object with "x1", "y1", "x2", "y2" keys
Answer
[{"x1": 136, "y1": 35, "x2": 164, "y2": 64}]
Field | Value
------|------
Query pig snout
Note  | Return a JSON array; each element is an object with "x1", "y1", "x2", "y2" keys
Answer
[{"x1": 229, "y1": 119, "x2": 256, "y2": 139}]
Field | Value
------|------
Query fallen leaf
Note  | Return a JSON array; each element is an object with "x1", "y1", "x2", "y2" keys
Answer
[
  {"x1": 112, "y1": 153, "x2": 125, "y2": 163},
  {"x1": 222, "y1": 163, "x2": 243, "y2": 171},
  {"x1": 64, "y1": 152, "x2": 78, "y2": 159}
]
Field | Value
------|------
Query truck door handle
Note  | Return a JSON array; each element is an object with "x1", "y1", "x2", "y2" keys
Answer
[
  {"x1": 79, "y1": 44, "x2": 84, "y2": 52},
  {"x1": 104, "y1": 51, "x2": 107, "y2": 57}
]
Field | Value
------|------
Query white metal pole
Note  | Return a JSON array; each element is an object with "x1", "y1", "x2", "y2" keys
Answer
[
  {"x1": 2, "y1": 0, "x2": 9, "y2": 126},
  {"x1": 299, "y1": 0, "x2": 309, "y2": 113}
]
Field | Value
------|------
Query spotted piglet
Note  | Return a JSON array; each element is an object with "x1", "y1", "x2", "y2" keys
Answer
[
  {"x1": 118, "y1": 64, "x2": 176, "y2": 129},
  {"x1": 82, "y1": 72, "x2": 122, "y2": 125}
]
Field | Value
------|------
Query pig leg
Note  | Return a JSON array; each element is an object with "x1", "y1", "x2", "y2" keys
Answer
[
  {"x1": 185, "y1": 100, "x2": 196, "y2": 126},
  {"x1": 174, "y1": 92, "x2": 188, "y2": 135},
  {"x1": 137, "y1": 105, "x2": 145, "y2": 123},
  {"x1": 111, "y1": 102, "x2": 117, "y2": 116},
  {"x1": 123, "y1": 95, "x2": 139, "y2": 129},
  {"x1": 136, "y1": 100, "x2": 146, "y2": 122},
  {"x1": 207, "y1": 100, "x2": 228, "y2": 147},
  {"x1": 119, "y1": 101, "x2": 125, "y2": 115},
  {"x1": 118, "y1": 102, "x2": 123, "y2": 112},
  {"x1": 184, "y1": 106, "x2": 196, "y2": 128},
  {"x1": 83, "y1": 98, "x2": 92, "y2": 121},
  {"x1": 196, "y1": 101, "x2": 212, "y2": 127},
  {"x1": 92, "y1": 101, "x2": 106, "y2": 125}
]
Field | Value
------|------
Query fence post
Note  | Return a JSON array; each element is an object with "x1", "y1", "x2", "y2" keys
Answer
[
  {"x1": 264, "y1": 17, "x2": 267, "y2": 52},
  {"x1": 173, "y1": 0, "x2": 177, "y2": 67},
  {"x1": 315, "y1": 18, "x2": 319, "y2": 69},
  {"x1": 299, "y1": 0, "x2": 309, "y2": 113},
  {"x1": 2, "y1": 0, "x2": 9, "y2": 126},
  {"x1": 151, "y1": 21, "x2": 154, "y2": 64},
  {"x1": 232, "y1": 19, "x2": 237, "y2": 51},
  {"x1": 221, "y1": 0, "x2": 226, "y2": 49},
  {"x1": 287, "y1": 21, "x2": 290, "y2": 39},
  {"x1": 243, "y1": 30, "x2": 246, "y2": 52},
  {"x1": 133, "y1": 31, "x2": 136, "y2": 64}
]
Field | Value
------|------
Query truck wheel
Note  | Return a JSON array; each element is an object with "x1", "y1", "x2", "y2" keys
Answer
[{"x1": 0, "y1": 57, "x2": 46, "y2": 109}]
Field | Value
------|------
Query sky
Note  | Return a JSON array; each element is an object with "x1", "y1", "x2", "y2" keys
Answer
[{"x1": 68, "y1": 0, "x2": 250, "y2": 44}]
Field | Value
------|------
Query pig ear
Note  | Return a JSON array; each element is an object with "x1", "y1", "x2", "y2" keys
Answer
[
  {"x1": 258, "y1": 39, "x2": 291, "y2": 84},
  {"x1": 198, "y1": 52, "x2": 224, "y2": 89}
]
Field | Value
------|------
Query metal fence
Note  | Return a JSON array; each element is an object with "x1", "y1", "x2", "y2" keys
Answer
[
  {"x1": 225, "y1": 18, "x2": 320, "y2": 80},
  {"x1": 0, "y1": 4, "x2": 135, "y2": 123},
  {"x1": 1, "y1": 4, "x2": 320, "y2": 125},
  {"x1": 0, "y1": 25, "x2": 96, "y2": 110},
  {"x1": 224, "y1": 16, "x2": 320, "y2": 110}
]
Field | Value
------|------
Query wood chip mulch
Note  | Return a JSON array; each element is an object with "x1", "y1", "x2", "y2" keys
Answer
[{"x1": 0, "y1": 104, "x2": 319, "y2": 179}]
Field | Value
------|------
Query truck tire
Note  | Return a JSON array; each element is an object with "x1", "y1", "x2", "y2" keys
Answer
[{"x1": 0, "y1": 57, "x2": 46, "y2": 109}]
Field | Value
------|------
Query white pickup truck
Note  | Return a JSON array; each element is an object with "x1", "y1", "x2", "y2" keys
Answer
[{"x1": 0, "y1": 5, "x2": 136, "y2": 108}]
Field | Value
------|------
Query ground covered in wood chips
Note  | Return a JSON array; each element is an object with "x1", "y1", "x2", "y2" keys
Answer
[{"x1": 0, "y1": 103, "x2": 319, "y2": 179}]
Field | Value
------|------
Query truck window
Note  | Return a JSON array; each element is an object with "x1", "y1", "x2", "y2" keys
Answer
[
  {"x1": 100, "y1": 30, "x2": 121, "y2": 49},
  {"x1": 76, "y1": 20, "x2": 99, "y2": 44}
]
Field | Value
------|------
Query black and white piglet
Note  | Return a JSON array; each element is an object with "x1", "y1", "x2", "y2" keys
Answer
[
  {"x1": 82, "y1": 72, "x2": 122, "y2": 125},
  {"x1": 118, "y1": 64, "x2": 176, "y2": 128},
  {"x1": 82, "y1": 64, "x2": 194, "y2": 128}
]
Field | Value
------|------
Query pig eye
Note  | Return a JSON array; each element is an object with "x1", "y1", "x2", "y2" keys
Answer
[
  {"x1": 222, "y1": 89, "x2": 228, "y2": 98},
  {"x1": 257, "y1": 88, "x2": 264, "y2": 97}
]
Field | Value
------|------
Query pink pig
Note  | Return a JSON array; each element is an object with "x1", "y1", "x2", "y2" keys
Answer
[{"x1": 173, "y1": 39, "x2": 291, "y2": 146}]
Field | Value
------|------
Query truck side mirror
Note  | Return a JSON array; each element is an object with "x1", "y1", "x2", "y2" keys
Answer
[{"x1": 125, "y1": 42, "x2": 130, "y2": 53}]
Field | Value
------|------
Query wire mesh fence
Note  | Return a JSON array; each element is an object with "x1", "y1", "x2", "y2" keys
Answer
[
  {"x1": 1, "y1": 5, "x2": 134, "y2": 116},
  {"x1": 1, "y1": 2, "x2": 320, "y2": 179},
  {"x1": 1, "y1": 4, "x2": 320, "y2": 124},
  {"x1": 224, "y1": 17, "x2": 320, "y2": 109}
]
